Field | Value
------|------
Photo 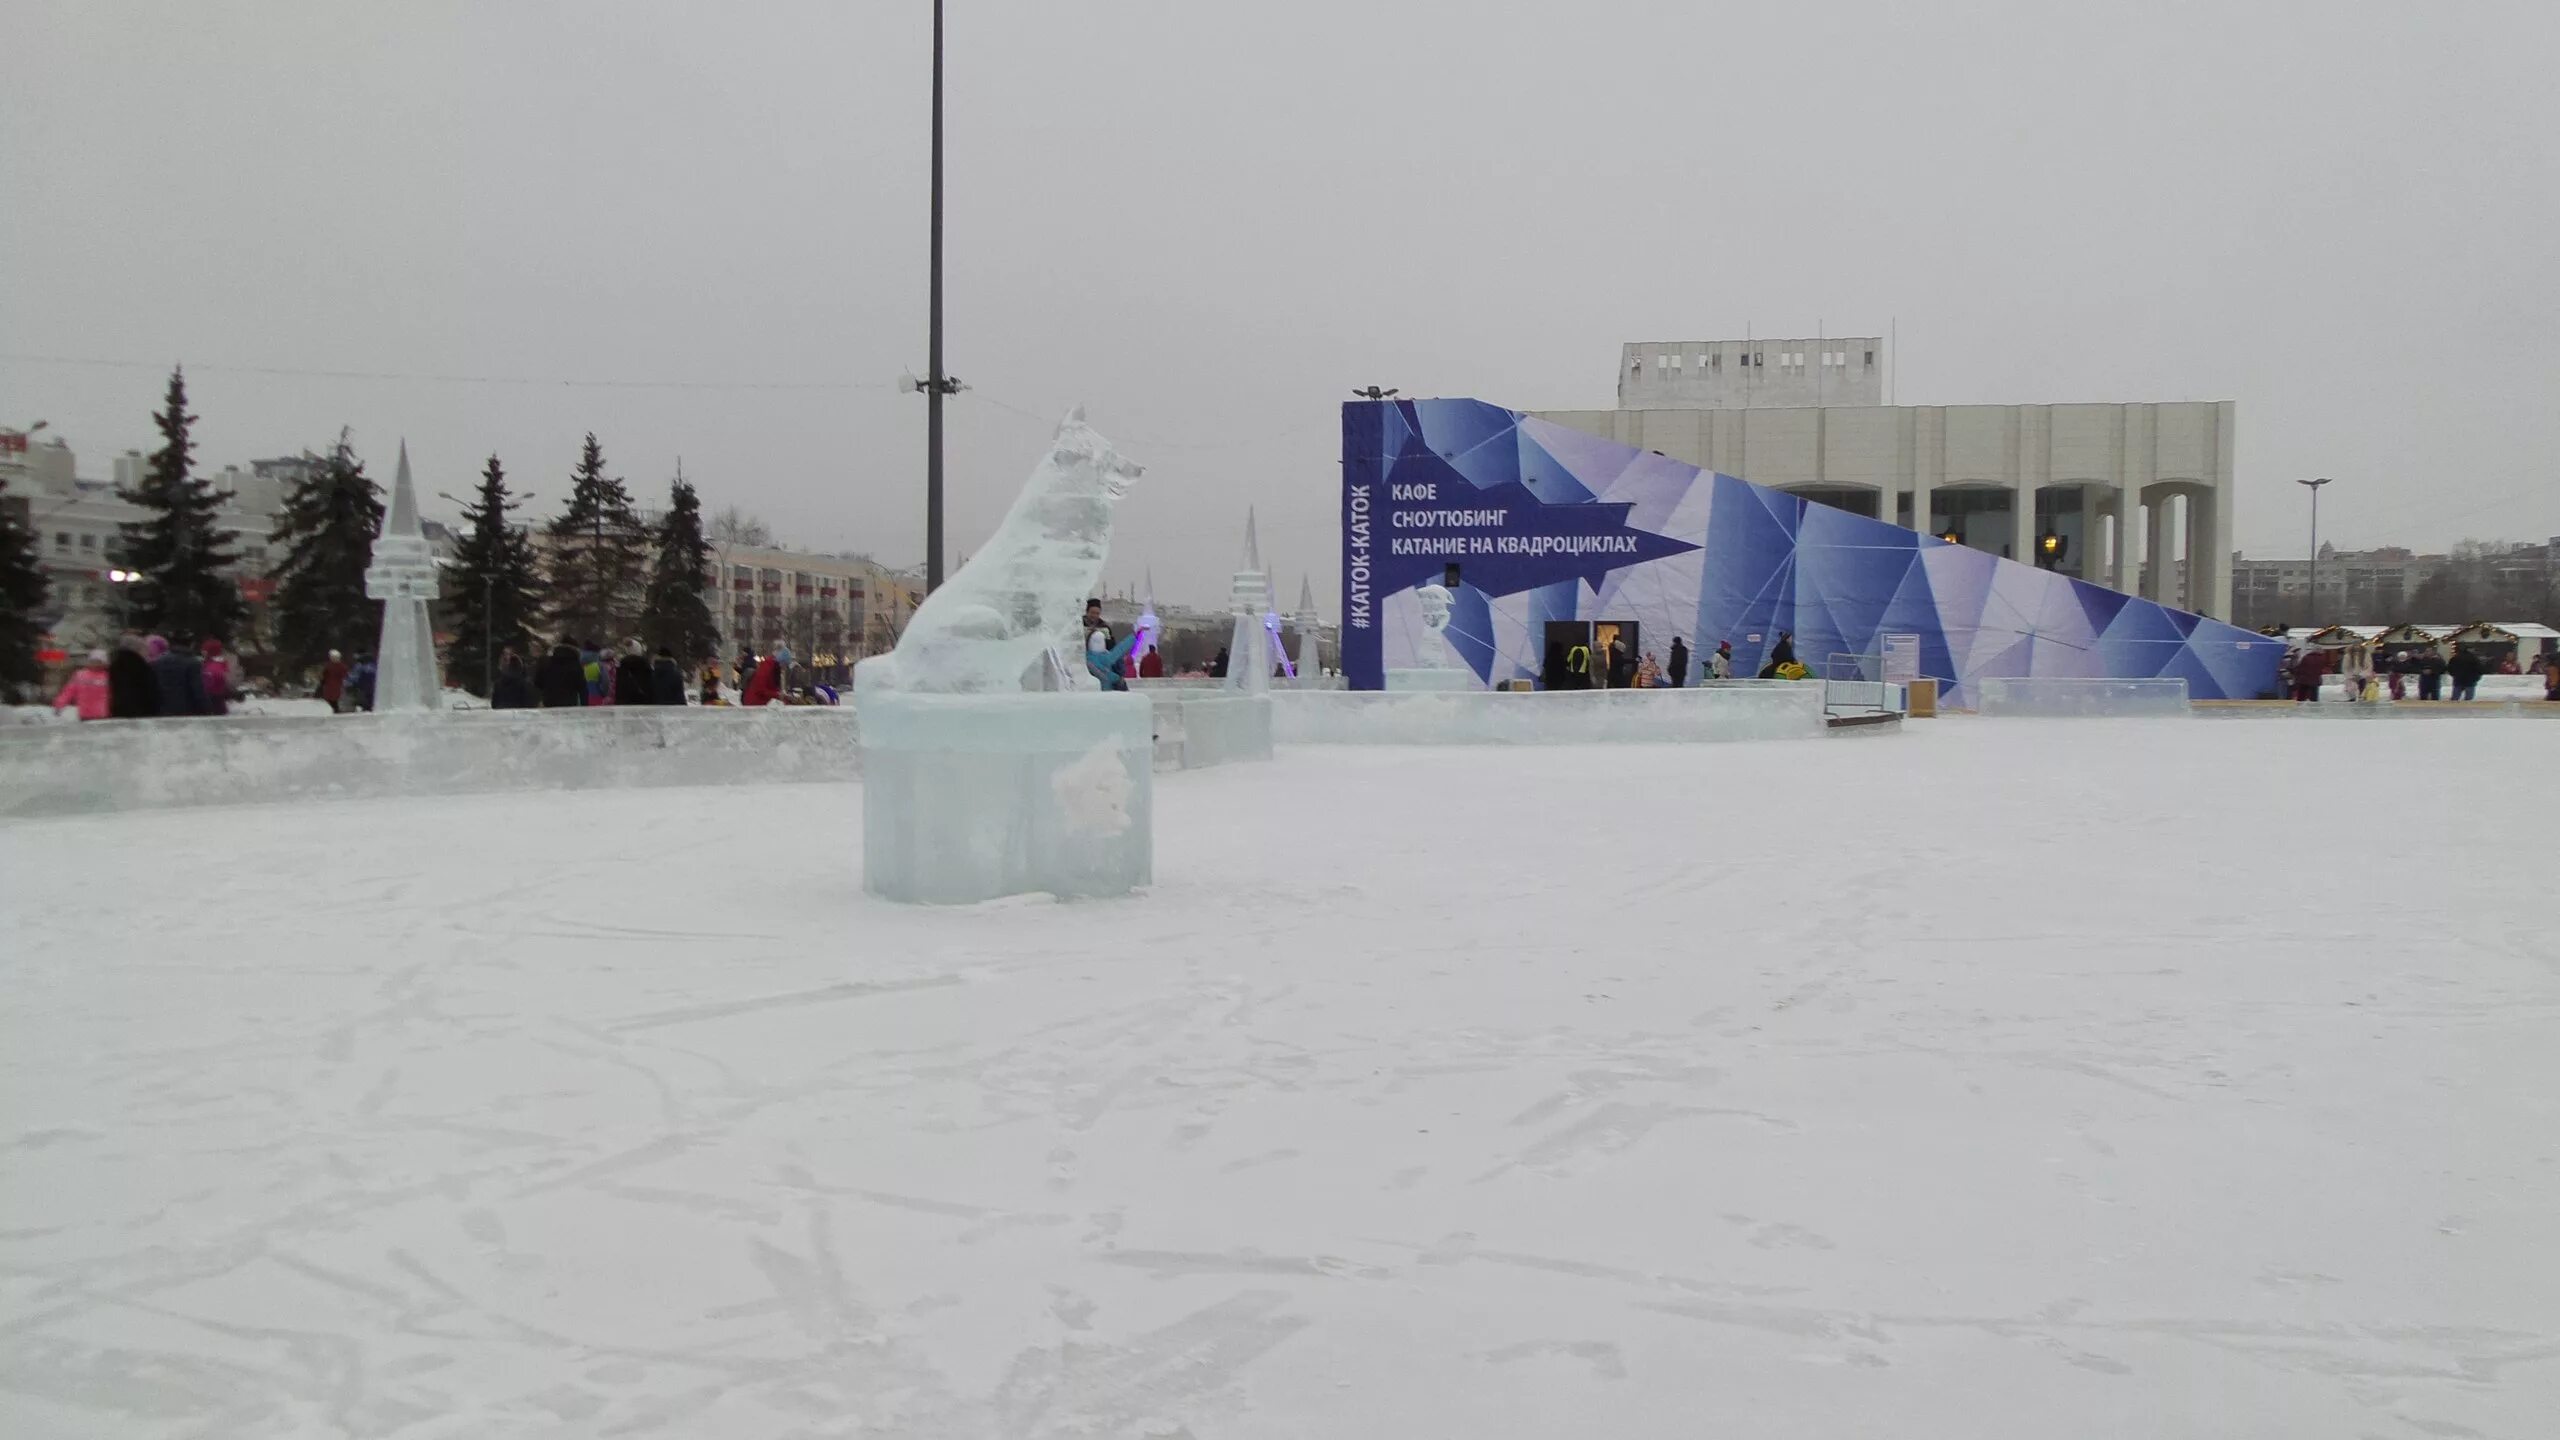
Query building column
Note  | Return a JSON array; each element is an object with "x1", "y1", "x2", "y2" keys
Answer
[
  {"x1": 2077, "y1": 483, "x2": 2100, "y2": 579},
  {"x1": 1915, "y1": 406, "x2": 1943, "y2": 541},
  {"x1": 2182, "y1": 493, "x2": 2206, "y2": 617},
  {"x1": 2114, "y1": 485, "x2": 2138, "y2": 593},
  {"x1": 2012, "y1": 484, "x2": 2037, "y2": 566},
  {"x1": 1883, "y1": 410, "x2": 1908, "y2": 533},
  {"x1": 2209, "y1": 401, "x2": 2238, "y2": 620},
  {"x1": 2143, "y1": 496, "x2": 2168, "y2": 601}
]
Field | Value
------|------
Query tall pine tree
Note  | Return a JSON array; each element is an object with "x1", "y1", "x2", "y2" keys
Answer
[
  {"x1": 445, "y1": 454, "x2": 545, "y2": 696},
  {"x1": 0, "y1": 478, "x2": 52, "y2": 699},
  {"x1": 640, "y1": 475, "x2": 720, "y2": 669},
  {"x1": 267, "y1": 429, "x2": 384, "y2": 680},
  {"x1": 544, "y1": 433, "x2": 647, "y2": 644},
  {"x1": 115, "y1": 366, "x2": 245, "y2": 642}
]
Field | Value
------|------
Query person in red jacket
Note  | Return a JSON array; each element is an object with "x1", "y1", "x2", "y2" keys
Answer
[
  {"x1": 198, "y1": 637, "x2": 233, "y2": 716},
  {"x1": 2289, "y1": 647, "x2": 2327, "y2": 703},
  {"x1": 1138, "y1": 647, "x2": 1164, "y2": 679},
  {"x1": 53, "y1": 650, "x2": 112, "y2": 721},
  {"x1": 741, "y1": 652, "x2": 784, "y2": 707},
  {"x1": 315, "y1": 649, "x2": 349, "y2": 712}
]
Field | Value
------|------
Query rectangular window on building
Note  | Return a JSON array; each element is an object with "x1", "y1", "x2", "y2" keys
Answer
[
  {"x1": 80, "y1": 533, "x2": 96, "y2": 549},
  {"x1": 1668, "y1": 354, "x2": 1681, "y2": 370},
  {"x1": 55, "y1": 533, "x2": 70, "y2": 549},
  {"x1": 1864, "y1": 349, "x2": 1875, "y2": 366}
]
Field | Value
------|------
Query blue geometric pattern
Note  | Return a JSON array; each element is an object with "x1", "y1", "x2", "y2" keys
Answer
[{"x1": 1340, "y1": 399, "x2": 2281, "y2": 704}]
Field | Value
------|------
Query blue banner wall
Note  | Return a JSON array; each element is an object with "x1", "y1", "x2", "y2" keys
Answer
[{"x1": 1339, "y1": 398, "x2": 2281, "y2": 704}]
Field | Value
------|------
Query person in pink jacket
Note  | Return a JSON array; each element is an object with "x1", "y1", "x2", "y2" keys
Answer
[{"x1": 53, "y1": 650, "x2": 112, "y2": 721}]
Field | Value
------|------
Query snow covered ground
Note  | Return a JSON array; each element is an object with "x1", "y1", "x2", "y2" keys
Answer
[{"x1": 3, "y1": 720, "x2": 2555, "y2": 1438}]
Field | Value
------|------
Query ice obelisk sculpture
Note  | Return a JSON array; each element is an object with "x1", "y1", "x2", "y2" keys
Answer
[
  {"x1": 1291, "y1": 573, "x2": 1322, "y2": 686},
  {"x1": 854, "y1": 409, "x2": 1153, "y2": 903},
  {"x1": 365, "y1": 441, "x2": 444, "y2": 713},
  {"x1": 1224, "y1": 509, "x2": 1272, "y2": 696}
]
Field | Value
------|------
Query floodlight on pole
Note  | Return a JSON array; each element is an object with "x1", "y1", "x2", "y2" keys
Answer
[{"x1": 2297, "y1": 477, "x2": 2333, "y2": 623}]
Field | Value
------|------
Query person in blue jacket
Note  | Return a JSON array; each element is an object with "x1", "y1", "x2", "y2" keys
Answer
[{"x1": 1085, "y1": 622, "x2": 1138, "y2": 691}]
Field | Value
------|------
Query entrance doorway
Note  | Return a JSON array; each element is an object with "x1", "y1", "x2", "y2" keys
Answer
[
  {"x1": 1592, "y1": 620, "x2": 1638, "y2": 687},
  {"x1": 1540, "y1": 619, "x2": 1641, "y2": 689},
  {"x1": 1542, "y1": 620, "x2": 1589, "y2": 689}
]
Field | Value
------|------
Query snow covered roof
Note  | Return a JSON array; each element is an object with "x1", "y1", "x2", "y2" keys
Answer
[{"x1": 2449, "y1": 621, "x2": 2560, "y2": 642}]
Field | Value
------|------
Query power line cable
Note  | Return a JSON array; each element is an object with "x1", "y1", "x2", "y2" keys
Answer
[{"x1": 0, "y1": 351, "x2": 906, "y2": 393}]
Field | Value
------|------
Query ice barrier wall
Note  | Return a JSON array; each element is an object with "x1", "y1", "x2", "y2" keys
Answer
[
  {"x1": 0, "y1": 708, "x2": 858, "y2": 819},
  {"x1": 1974, "y1": 677, "x2": 2191, "y2": 718},
  {"x1": 1269, "y1": 684, "x2": 1825, "y2": 745},
  {"x1": 0, "y1": 693, "x2": 1284, "y2": 820}
]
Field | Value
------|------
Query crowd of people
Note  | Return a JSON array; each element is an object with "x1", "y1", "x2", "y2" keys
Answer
[
  {"x1": 50, "y1": 632, "x2": 239, "y2": 719},
  {"x1": 45, "y1": 631, "x2": 841, "y2": 720},
  {"x1": 500, "y1": 638, "x2": 844, "y2": 710},
  {"x1": 2280, "y1": 641, "x2": 2559, "y2": 703},
  {"x1": 1543, "y1": 632, "x2": 1776, "y2": 690}
]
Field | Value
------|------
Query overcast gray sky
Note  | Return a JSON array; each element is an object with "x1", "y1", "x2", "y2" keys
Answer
[{"x1": 5, "y1": 0, "x2": 2555, "y2": 608}]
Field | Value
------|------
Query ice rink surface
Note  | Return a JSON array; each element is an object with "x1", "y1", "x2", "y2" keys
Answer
[{"x1": 4, "y1": 719, "x2": 2556, "y2": 1438}]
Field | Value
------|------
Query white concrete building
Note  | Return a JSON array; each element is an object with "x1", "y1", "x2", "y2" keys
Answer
[
  {"x1": 2, "y1": 429, "x2": 295, "y2": 649},
  {"x1": 707, "y1": 541, "x2": 918, "y2": 683},
  {"x1": 1619, "y1": 336, "x2": 1884, "y2": 411},
  {"x1": 1539, "y1": 338, "x2": 2238, "y2": 619}
]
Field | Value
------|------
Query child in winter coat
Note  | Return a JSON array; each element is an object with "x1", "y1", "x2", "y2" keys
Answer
[
  {"x1": 53, "y1": 651, "x2": 112, "y2": 721},
  {"x1": 198, "y1": 637, "x2": 233, "y2": 716}
]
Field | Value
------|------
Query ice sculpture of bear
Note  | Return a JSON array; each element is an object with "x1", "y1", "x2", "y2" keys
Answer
[
  {"x1": 855, "y1": 408, "x2": 1142, "y2": 697},
  {"x1": 856, "y1": 410, "x2": 1155, "y2": 903}
]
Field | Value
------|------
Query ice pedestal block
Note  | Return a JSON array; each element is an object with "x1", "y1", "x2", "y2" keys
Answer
[
  {"x1": 1384, "y1": 668, "x2": 1478, "y2": 693},
  {"x1": 860, "y1": 692, "x2": 1153, "y2": 903},
  {"x1": 1975, "y1": 676, "x2": 2191, "y2": 717}
]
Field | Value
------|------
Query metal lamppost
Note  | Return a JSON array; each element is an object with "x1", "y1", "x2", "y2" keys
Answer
[
  {"x1": 910, "y1": 0, "x2": 963, "y2": 595},
  {"x1": 2297, "y1": 477, "x2": 2333, "y2": 625}
]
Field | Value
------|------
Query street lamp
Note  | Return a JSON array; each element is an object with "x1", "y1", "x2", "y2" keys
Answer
[
  {"x1": 2039, "y1": 528, "x2": 2067, "y2": 570},
  {"x1": 103, "y1": 567, "x2": 139, "y2": 628},
  {"x1": 1937, "y1": 525, "x2": 1962, "y2": 546},
  {"x1": 2297, "y1": 477, "x2": 2333, "y2": 625}
]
